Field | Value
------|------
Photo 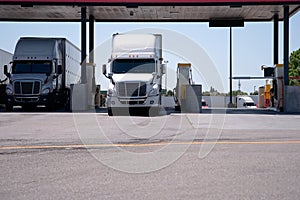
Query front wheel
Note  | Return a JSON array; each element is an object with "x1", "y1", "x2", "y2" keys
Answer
[
  {"x1": 107, "y1": 107, "x2": 113, "y2": 116},
  {"x1": 148, "y1": 106, "x2": 160, "y2": 117},
  {"x1": 5, "y1": 104, "x2": 13, "y2": 112},
  {"x1": 64, "y1": 89, "x2": 71, "y2": 112}
]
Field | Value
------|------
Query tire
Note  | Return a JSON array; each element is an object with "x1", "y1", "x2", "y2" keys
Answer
[
  {"x1": 5, "y1": 104, "x2": 13, "y2": 112},
  {"x1": 148, "y1": 106, "x2": 160, "y2": 117},
  {"x1": 22, "y1": 105, "x2": 36, "y2": 111},
  {"x1": 46, "y1": 102, "x2": 55, "y2": 111},
  {"x1": 175, "y1": 105, "x2": 181, "y2": 112},
  {"x1": 46, "y1": 93, "x2": 56, "y2": 111},
  {"x1": 64, "y1": 90, "x2": 71, "y2": 112},
  {"x1": 107, "y1": 107, "x2": 113, "y2": 116}
]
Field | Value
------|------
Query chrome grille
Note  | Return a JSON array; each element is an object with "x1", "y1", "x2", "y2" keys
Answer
[
  {"x1": 117, "y1": 82, "x2": 146, "y2": 97},
  {"x1": 14, "y1": 81, "x2": 41, "y2": 95}
]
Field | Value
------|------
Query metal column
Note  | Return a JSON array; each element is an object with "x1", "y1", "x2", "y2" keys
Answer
[
  {"x1": 273, "y1": 13, "x2": 279, "y2": 65},
  {"x1": 89, "y1": 14, "x2": 96, "y2": 92},
  {"x1": 89, "y1": 15, "x2": 94, "y2": 63},
  {"x1": 229, "y1": 27, "x2": 233, "y2": 105},
  {"x1": 283, "y1": 5, "x2": 289, "y2": 86},
  {"x1": 81, "y1": 7, "x2": 87, "y2": 84}
]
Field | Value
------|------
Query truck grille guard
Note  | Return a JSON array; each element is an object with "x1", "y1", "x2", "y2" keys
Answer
[
  {"x1": 13, "y1": 80, "x2": 42, "y2": 103},
  {"x1": 116, "y1": 81, "x2": 147, "y2": 105},
  {"x1": 117, "y1": 81, "x2": 147, "y2": 98},
  {"x1": 13, "y1": 80, "x2": 41, "y2": 95}
]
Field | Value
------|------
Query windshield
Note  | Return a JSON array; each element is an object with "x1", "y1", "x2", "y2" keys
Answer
[
  {"x1": 12, "y1": 61, "x2": 52, "y2": 75},
  {"x1": 112, "y1": 59, "x2": 155, "y2": 74}
]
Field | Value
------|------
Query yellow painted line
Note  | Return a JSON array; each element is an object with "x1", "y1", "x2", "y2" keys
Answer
[{"x1": 1, "y1": 140, "x2": 300, "y2": 151}]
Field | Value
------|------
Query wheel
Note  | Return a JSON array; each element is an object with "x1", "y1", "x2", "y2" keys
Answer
[
  {"x1": 65, "y1": 101, "x2": 71, "y2": 112},
  {"x1": 64, "y1": 90, "x2": 71, "y2": 112},
  {"x1": 175, "y1": 105, "x2": 181, "y2": 112},
  {"x1": 22, "y1": 105, "x2": 36, "y2": 111},
  {"x1": 148, "y1": 106, "x2": 160, "y2": 117},
  {"x1": 46, "y1": 102, "x2": 55, "y2": 111},
  {"x1": 107, "y1": 107, "x2": 113, "y2": 116},
  {"x1": 5, "y1": 104, "x2": 13, "y2": 112}
]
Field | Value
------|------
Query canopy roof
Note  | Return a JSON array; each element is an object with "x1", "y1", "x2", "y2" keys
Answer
[{"x1": 0, "y1": 0, "x2": 299, "y2": 22}]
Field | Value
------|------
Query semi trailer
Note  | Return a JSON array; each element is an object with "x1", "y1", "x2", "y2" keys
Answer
[
  {"x1": 102, "y1": 33, "x2": 165, "y2": 116},
  {"x1": 3, "y1": 37, "x2": 81, "y2": 111}
]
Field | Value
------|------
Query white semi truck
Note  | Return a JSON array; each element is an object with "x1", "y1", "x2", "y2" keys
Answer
[
  {"x1": 3, "y1": 37, "x2": 81, "y2": 111},
  {"x1": 102, "y1": 33, "x2": 165, "y2": 116}
]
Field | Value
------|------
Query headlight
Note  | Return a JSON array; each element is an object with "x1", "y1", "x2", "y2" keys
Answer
[
  {"x1": 42, "y1": 88, "x2": 50, "y2": 95},
  {"x1": 148, "y1": 84, "x2": 159, "y2": 96},
  {"x1": 6, "y1": 88, "x2": 13, "y2": 95}
]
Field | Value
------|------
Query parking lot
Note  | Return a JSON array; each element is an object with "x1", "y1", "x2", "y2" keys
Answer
[{"x1": 0, "y1": 110, "x2": 300, "y2": 199}]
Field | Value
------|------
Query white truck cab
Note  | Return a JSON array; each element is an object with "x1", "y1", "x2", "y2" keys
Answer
[{"x1": 102, "y1": 33, "x2": 165, "y2": 116}]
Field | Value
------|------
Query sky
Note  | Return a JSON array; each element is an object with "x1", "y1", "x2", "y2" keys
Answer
[{"x1": 0, "y1": 11, "x2": 299, "y2": 94}]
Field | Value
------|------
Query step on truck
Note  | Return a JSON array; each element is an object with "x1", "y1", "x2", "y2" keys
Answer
[
  {"x1": 102, "y1": 33, "x2": 166, "y2": 116},
  {"x1": 3, "y1": 37, "x2": 81, "y2": 111}
]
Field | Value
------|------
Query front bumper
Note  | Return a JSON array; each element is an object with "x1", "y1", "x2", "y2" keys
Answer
[
  {"x1": 6, "y1": 93, "x2": 53, "y2": 106},
  {"x1": 107, "y1": 95, "x2": 160, "y2": 108}
]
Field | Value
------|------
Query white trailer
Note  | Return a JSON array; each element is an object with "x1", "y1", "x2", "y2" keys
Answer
[
  {"x1": 0, "y1": 49, "x2": 13, "y2": 105},
  {"x1": 0, "y1": 49, "x2": 12, "y2": 84},
  {"x1": 3, "y1": 37, "x2": 81, "y2": 111},
  {"x1": 102, "y1": 33, "x2": 165, "y2": 116}
]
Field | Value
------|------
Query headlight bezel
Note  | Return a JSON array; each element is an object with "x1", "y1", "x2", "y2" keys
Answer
[
  {"x1": 6, "y1": 88, "x2": 13, "y2": 95},
  {"x1": 148, "y1": 84, "x2": 159, "y2": 97},
  {"x1": 42, "y1": 88, "x2": 51, "y2": 95}
]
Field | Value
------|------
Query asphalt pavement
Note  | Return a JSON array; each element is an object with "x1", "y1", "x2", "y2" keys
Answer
[{"x1": 0, "y1": 110, "x2": 300, "y2": 200}]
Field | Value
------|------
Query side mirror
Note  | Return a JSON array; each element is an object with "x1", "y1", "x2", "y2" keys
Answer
[
  {"x1": 107, "y1": 73, "x2": 115, "y2": 85},
  {"x1": 102, "y1": 64, "x2": 107, "y2": 75},
  {"x1": 4, "y1": 65, "x2": 10, "y2": 78},
  {"x1": 4, "y1": 65, "x2": 8, "y2": 75},
  {"x1": 150, "y1": 72, "x2": 156, "y2": 84},
  {"x1": 57, "y1": 65, "x2": 63, "y2": 75},
  {"x1": 160, "y1": 64, "x2": 166, "y2": 74},
  {"x1": 102, "y1": 64, "x2": 115, "y2": 85}
]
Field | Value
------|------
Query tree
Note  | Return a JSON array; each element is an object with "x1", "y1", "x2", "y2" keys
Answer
[
  {"x1": 229, "y1": 90, "x2": 248, "y2": 96},
  {"x1": 289, "y1": 48, "x2": 300, "y2": 86},
  {"x1": 202, "y1": 91, "x2": 211, "y2": 96},
  {"x1": 250, "y1": 91, "x2": 259, "y2": 95},
  {"x1": 166, "y1": 90, "x2": 174, "y2": 96},
  {"x1": 203, "y1": 86, "x2": 227, "y2": 96},
  {"x1": 209, "y1": 86, "x2": 218, "y2": 93}
]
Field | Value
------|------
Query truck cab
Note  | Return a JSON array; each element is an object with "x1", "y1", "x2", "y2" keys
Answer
[
  {"x1": 3, "y1": 37, "x2": 80, "y2": 111},
  {"x1": 103, "y1": 33, "x2": 165, "y2": 116}
]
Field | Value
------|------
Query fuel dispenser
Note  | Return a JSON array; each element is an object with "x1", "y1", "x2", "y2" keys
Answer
[
  {"x1": 174, "y1": 63, "x2": 202, "y2": 113},
  {"x1": 274, "y1": 64, "x2": 284, "y2": 111},
  {"x1": 261, "y1": 64, "x2": 284, "y2": 111},
  {"x1": 264, "y1": 82, "x2": 271, "y2": 108}
]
